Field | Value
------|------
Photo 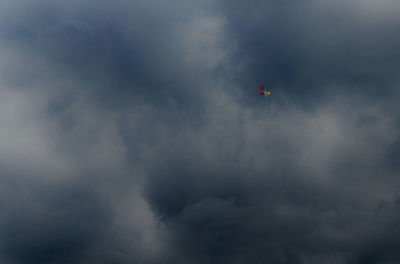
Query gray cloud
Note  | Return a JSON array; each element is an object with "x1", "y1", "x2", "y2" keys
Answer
[{"x1": 0, "y1": 0, "x2": 400, "y2": 263}]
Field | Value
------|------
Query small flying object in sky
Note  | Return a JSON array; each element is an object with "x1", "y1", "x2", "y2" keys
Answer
[{"x1": 259, "y1": 86, "x2": 271, "y2": 97}]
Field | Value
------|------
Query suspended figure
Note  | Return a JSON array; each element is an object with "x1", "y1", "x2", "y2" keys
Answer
[{"x1": 259, "y1": 85, "x2": 272, "y2": 118}]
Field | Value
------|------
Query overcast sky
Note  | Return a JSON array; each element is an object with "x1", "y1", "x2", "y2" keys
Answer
[{"x1": 1, "y1": 0, "x2": 400, "y2": 263}]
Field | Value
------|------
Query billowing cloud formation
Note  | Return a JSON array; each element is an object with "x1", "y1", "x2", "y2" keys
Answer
[{"x1": 1, "y1": 0, "x2": 400, "y2": 263}]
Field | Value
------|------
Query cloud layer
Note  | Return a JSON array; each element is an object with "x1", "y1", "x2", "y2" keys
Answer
[{"x1": 1, "y1": 0, "x2": 400, "y2": 263}]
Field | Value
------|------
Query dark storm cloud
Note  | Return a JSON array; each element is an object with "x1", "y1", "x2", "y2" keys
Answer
[
  {"x1": 1, "y1": 0, "x2": 400, "y2": 263},
  {"x1": 0, "y1": 0, "x2": 221, "y2": 110},
  {"x1": 142, "y1": 97, "x2": 400, "y2": 263},
  {"x1": 0, "y1": 180, "x2": 110, "y2": 264},
  {"x1": 217, "y1": 0, "x2": 400, "y2": 104}
]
